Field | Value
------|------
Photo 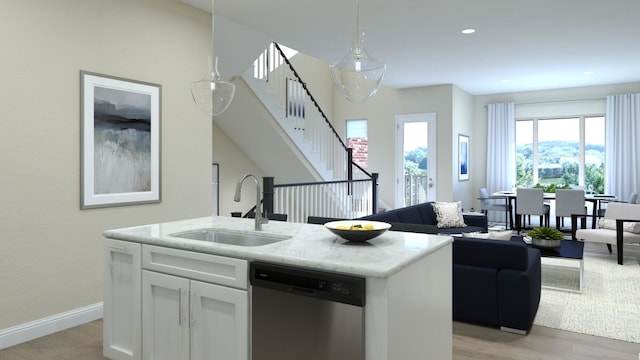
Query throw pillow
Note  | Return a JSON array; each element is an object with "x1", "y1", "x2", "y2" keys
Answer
[
  {"x1": 461, "y1": 230, "x2": 513, "y2": 241},
  {"x1": 598, "y1": 218, "x2": 640, "y2": 234},
  {"x1": 431, "y1": 201, "x2": 467, "y2": 229}
]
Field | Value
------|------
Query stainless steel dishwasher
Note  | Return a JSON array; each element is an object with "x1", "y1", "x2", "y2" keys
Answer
[{"x1": 250, "y1": 261, "x2": 366, "y2": 360}]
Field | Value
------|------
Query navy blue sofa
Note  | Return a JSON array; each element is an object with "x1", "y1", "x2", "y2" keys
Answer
[
  {"x1": 453, "y1": 236, "x2": 541, "y2": 334},
  {"x1": 359, "y1": 202, "x2": 487, "y2": 234}
]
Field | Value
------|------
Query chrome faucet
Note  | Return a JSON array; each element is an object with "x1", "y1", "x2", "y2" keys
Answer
[{"x1": 234, "y1": 174, "x2": 268, "y2": 231}]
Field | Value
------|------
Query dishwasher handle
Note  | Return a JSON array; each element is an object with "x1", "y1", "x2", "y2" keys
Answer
[
  {"x1": 288, "y1": 286, "x2": 318, "y2": 297},
  {"x1": 250, "y1": 261, "x2": 365, "y2": 307}
]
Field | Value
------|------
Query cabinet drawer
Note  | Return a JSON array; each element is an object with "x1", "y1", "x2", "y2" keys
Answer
[{"x1": 142, "y1": 245, "x2": 247, "y2": 289}]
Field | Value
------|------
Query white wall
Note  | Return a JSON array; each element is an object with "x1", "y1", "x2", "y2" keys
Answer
[
  {"x1": 0, "y1": 0, "x2": 217, "y2": 330},
  {"x1": 289, "y1": 52, "x2": 335, "y2": 115},
  {"x1": 213, "y1": 123, "x2": 263, "y2": 216},
  {"x1": 332, "y1": 85, "x2": 402, "y2": 208},
  {"x1": 451, "y1": 87, "x2": 475, "y2": 211},
  {"x1": 397, "y1": 85, "x2": 457, "y2": 204},
  {"x1": 332, "y1": 84, "x2": 466, "y2": 209}
]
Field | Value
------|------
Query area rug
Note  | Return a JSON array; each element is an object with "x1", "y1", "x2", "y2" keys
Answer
[{"x1": 533, "y1": 252, "x2": 640, "y2": 343}]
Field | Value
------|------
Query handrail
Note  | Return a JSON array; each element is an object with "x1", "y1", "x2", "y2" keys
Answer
[
  {"x1": 272, "y1": 43, "x2": 349, "y2": 154},
  {"x1": 273, "y1": 177, "x2": 373, "y2": 189}
]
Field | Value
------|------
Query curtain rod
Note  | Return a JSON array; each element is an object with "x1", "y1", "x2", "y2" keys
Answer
[{"x1": 484, "y1": 97, "x2": 605, "y2": 108}]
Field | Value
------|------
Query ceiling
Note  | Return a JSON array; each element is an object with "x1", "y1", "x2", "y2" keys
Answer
[{"x1": 181, "y1": 0, "x2": 640, "y2": 95}]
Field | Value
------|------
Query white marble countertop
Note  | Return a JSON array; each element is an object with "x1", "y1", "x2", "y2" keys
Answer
[{"x1": 103, "y1": 216, "x2": 452, "y2": 278}]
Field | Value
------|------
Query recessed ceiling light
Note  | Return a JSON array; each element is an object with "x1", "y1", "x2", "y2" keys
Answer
[
  {"x1": 583, "y1": 71, "x2": 594, "y2": 75},
  {"x1": 501, "y1": 79, "x2": 512, "y2": 83},
  {"x1": 461, "y1": 28, "x2": 476, "y2": 35}
]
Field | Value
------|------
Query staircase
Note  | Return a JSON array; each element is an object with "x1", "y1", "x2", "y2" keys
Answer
[
  {"x1": 216, "y1": 43, "x2": 376, "y2": 222},
  {"x1": 244, "y1": 43, "x2": 353, "y2": 182}
]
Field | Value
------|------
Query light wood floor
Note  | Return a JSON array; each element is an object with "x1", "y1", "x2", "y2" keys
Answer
[
  {"x1": 1, "y1": 318, "x2": 639, "y2": 360},
  {"x1": 2, "y1": 244, "x2": 638, "y2": 360}
]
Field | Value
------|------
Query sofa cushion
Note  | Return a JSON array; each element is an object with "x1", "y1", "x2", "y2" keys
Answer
[
  {"x1": 394, "y1": 206, "x2": 424, "y2": 224},
  {"x1": 417, "y1": 203, "x2": 438, "y2": 224},
  {"x1": 388, "y1": 222, "x2": 438, "y2": 234},
  {"x1": 431, "y1": 201, "x2": 467, "y2": 228},
  {"x1": 598, "y1": 218, "x2": 640, "y2": 234},
  {"x1": 361, "y1": 211, "x2": 400, "y2": 223}
]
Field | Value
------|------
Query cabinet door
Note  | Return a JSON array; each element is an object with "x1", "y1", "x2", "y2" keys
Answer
[
  {"x1": 104, "y1": 239, "x2": 141, "y2": 360},
  {"x1": 190, "y1": 280, "x2": 248, "y2": 360},
  {"x1": 142, "y1": 271, "x2": 190, "y2": 360}
]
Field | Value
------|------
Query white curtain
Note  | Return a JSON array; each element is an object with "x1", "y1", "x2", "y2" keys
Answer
[
  {"x1": 605, "y1": 94, "x2": 640, "y2": 201},
  {"x1": 486, "y1": 103, "x2": 515, "y2": 222}
]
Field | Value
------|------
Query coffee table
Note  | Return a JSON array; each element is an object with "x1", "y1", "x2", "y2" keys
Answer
[{"x1": 511, "y1": 236, "x2": 585, "y2": 293}]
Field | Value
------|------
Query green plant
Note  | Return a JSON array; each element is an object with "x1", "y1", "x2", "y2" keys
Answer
[
  {"x1": 527, "y1": 226, "x2": 564, "y2": 240},
  {"x1": 532, "y1": 183, "x2": 571, "y2": 193}
]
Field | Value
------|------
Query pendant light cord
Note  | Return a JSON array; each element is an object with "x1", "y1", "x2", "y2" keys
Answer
[
  {"x1": 355, "y1": 0, "x2": 361, "y2": 51},
  {"x1": 211, "y1": 0, "x2": 218, "y2": 73}
]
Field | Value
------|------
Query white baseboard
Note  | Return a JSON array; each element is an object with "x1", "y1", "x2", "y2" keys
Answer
[{"x1": 0, "y1": 302, "x2": 103, "y2": 350}]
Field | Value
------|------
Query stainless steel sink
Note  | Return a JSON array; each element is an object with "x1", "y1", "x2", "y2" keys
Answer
[{"x1": 169, "y1": 228, "x2": 291, "y2": 247}]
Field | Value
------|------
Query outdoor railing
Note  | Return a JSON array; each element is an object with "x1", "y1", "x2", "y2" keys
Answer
[{"x1": 404, "y1": 174, "x2": 429, "y2": 206}]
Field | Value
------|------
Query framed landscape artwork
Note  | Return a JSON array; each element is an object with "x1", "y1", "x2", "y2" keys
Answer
[
  {"x1": 81, "y1": 71, "x2": 161, "y2": 208},
  {"x1": 458, "y1": 134, "x2": 469, "y2": 181}
]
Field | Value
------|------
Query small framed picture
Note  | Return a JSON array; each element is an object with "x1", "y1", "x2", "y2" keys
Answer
[
  {"x1": 458, "y1": 134, "x2": 469, "y2": 181},
  {"x1": 81, "y1": 71, "x2": 161, "y2": 208}
]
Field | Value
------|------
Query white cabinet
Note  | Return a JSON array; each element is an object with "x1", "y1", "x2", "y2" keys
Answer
[
  {"x1": 141, "y1": 245, "x2": 248, "y2": 360},
  {"x1": 141, "y1": 270, "x2": 189, "y2": 360},
  {"x1": 189, "y1": 280, "x2": 248, "y2": 360},
  {"x1": 103, "y1": 239, "x2": 142, "y2": 360}
]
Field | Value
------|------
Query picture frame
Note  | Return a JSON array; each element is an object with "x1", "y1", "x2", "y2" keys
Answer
[
  {"x1": 81, "y1": 71, "x2": 161, "y2": 208},
  {"x1": 458, "y1": 134, "x2": 469, "y2": 181}
]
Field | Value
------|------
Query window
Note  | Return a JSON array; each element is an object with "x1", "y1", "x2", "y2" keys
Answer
[
  {"x1": 346, "y1": 119, "x2": 368, "y2": 169},
  {"x1": 515, "y1": 116, "x2": 605, "y2": 193}
]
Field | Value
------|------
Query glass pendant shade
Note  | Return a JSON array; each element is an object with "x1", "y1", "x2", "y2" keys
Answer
[
  {"x1": 330, "y1": 28, "x2": 386, "y2": 103},
  {"x1": 191, "y1": 57, "x2": 235, "y2": 117}
]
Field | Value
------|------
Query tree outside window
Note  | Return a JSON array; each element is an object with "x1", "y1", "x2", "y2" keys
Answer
[{"x1": 515, "y1": 116, "x2": 605, "y2": 193}]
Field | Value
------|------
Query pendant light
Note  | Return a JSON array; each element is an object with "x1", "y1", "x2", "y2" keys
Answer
[
  {"x1": 190, "y1": 0, "x2": 235, "y2": 116},
  {"x1": 330, "y1": 0, "x2": 386, "y2": 103}
]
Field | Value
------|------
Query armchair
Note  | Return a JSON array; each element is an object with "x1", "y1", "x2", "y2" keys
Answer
[{"x1": 572, "y1": 202, "x2": 640, "y2": 264}]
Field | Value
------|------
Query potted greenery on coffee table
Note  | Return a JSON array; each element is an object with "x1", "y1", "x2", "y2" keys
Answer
[{"x1": 527, "y1": 226, "x2": 564, "y2": 249}]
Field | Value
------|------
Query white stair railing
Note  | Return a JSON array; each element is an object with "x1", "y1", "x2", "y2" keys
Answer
[{"x1": 274, "y1": 178, "x2": 375, "y2": 223}]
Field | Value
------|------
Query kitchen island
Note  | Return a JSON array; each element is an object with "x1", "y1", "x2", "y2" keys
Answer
[{"x1": 103, "y1": 216, "x2": 452, "y2": 360}]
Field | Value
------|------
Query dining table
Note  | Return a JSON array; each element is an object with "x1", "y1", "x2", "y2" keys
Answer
[{"x1": 491, "y1": 191, "x2": 617, "y2": 230}]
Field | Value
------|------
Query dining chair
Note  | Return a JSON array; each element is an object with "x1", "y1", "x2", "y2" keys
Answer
[
  {"x1": 478, "y1": 187, "x2": 509, "y2": 226},
  {"x1": 554, "y1": 189, "x2": 586, "y2": 230},
  {"x1": 515, "y1": 188, "x2": 550, "y2": 232}
]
